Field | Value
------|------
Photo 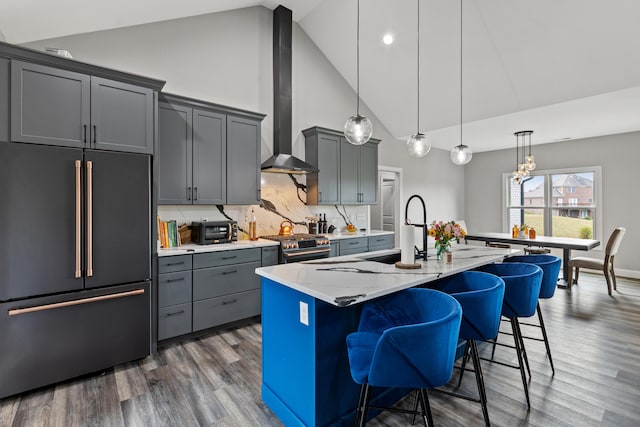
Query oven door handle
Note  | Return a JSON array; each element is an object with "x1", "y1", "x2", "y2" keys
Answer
[{"x1": 283, "y1": 248, "x2": 332, "y2": 258}]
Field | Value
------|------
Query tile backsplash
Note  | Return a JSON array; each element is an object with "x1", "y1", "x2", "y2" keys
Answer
[{"x1": 157, "y1": 173, "x2": 370, "y2": 239}]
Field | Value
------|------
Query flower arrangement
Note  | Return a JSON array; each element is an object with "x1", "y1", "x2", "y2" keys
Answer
[{"x1": 428, "y1": 220, "x2": 466, "y2": 260}]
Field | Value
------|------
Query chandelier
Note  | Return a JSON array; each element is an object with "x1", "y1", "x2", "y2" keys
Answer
[{"x1": 512, "y1": 130, "x2": 536, "y2": 185}]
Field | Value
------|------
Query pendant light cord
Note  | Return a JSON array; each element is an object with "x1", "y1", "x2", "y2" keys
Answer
[
  {"x1": 356, "y1": 0, "x2": 360, "y2": 116},
  {"x1": 459, "y1": 0, "x2": 463, "y2": 148},
  {"x1": 417, "y1": 0, "x2": 420, "y2": 132}
]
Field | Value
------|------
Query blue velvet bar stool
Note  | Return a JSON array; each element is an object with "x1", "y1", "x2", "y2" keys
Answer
[
  {"x1": 432, "y1": 271, "x2": 505, "y2": 427},
  {"x1": 475, "y1": 262, "x2": 543, "y2": 408},
  {"x1": 346, "y1": 288, "x2": 462, "y2": 427},
  {"x1": 504, "y1": 254, "x2": 561, "y2": 374}
]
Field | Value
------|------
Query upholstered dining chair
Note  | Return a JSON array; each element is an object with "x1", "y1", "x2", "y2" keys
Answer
[
  {"x1": 346, "y1": 288, "x2": 462, "y2": 427},
  {"x1": 567, "y1": 227, "x2": 626, "y2": 296}
]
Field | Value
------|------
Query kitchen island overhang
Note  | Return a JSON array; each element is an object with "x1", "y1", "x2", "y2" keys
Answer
[{"x1": 256, "y1": 246, "x2": 520, "y2": 427}]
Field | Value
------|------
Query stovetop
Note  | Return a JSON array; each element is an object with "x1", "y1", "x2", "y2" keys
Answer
[{"x1": 261, "y1": 234, "x2": 326, "y2": 242}]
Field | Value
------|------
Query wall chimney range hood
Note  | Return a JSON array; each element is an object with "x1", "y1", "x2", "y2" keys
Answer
[{"x1": 261, "y1": 5, "x2": 318, "y2": 175}]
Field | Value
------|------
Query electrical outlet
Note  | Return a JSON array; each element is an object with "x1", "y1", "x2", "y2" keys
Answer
[{"x1": 299, "y1": 301, "x2": 309, "y2": 326}]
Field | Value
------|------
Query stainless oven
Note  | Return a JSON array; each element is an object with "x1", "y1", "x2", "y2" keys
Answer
[{"x1": 260, "y1": 234, "x2": 331, "y2": 264}]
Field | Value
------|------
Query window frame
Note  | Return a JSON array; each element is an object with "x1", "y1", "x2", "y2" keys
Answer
[{"x1": 502, "y1": 166, "x2": 602, "y2": 243}]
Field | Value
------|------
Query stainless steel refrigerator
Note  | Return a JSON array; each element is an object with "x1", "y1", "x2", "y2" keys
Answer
[{"x1": 0, "y1": 141, "x2": 151, "y2": 399}]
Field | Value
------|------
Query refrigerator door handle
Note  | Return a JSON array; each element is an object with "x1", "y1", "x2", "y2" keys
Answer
[
  {"x1": 75, "y1": 160, "x2": 82, "y2": 278},
  {"x1": 86, "y1": 160, "x2": 94, "y2": 277},
  {"x1": 7, "y1": 289, "x2": 145, "y2": 316}
]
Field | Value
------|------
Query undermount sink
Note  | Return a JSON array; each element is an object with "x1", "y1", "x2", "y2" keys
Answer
[{"x1": 360, "y1": 252, "x2": 402, "y2": 265}]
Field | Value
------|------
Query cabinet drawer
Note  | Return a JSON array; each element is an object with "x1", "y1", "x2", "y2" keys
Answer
[
  {"x1": 193, "y1": 248, "x2": 261, "y2": 269},
  {"x1": 368, "y1": 234, "x2": 394, "y2": 251},
  {"x1": 0, "y1": 282, "x2": 150, "y2": 399},
  {"x1": 158, "y1": 255, "x2": 192, "y2": 273},
  {"x1": 339, "y1": 237, "x2": 368, "y2": 251},
  {"x1": 193, "y1": 289, "x2": 260, "y2": 331},
  {"x1": 340, "y1": 246, "x2": 369, "y2": 256},
  {"x1": 193, "y1": 261, "x2": 260, "y2": 301},
  {"x1": 158, "y1": 271, "x2": 192, "y2": 307},
  {"x1": 158, "y1": 302, "x2": 192, "y2": 340}
]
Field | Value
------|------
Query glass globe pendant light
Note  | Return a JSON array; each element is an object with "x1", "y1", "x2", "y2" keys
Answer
[
  {"x1": 344, "y1": 0, "x2": 373, "y2": 145},
  {"x1": 451, "y1": 0, "x2": 472, "y2": 165},
  {"x1": 407, "y1": 0, "x2": 431, "y2": 158},
  {"x1": 524, "y1": 130, "x2": 536, "y2": 171}
]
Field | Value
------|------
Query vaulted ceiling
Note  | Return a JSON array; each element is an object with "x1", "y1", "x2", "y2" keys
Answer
[{"x1": 2, "y1": 0, "x2": 639, "y2": 152}]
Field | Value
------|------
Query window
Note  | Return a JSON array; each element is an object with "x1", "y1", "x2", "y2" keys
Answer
[{"x1": 504, "y1": 167, "x2": 601, "y2": 240}]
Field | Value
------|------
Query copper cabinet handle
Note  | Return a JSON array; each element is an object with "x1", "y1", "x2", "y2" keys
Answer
[
  {"x1": 8, "y1": 289, "x2": 145, "y2": 316},
  {"x1": 75, "y1": 160, "x2": 82, "y2": 278},
  {"x1": 86, "y1": 160, "x2": 93, "y2": 277}
]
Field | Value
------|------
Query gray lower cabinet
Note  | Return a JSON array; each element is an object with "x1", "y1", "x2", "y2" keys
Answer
[
  {"x1": 303, "y1": 126, "x2": 379, "y2": 205},
  {"x1": 158, "y1": 247, "x2": 269, "y2": 341},
  {"x1": 0, "y1": 57, "x2": 9, "y2": 142},
  {"x1": 329, "y1": 241, "x2": 340, "y2": 257},
  {"x1": 261, "y1": 246, "x2": 279, "y2": 266},
  {"x1": 11, "y1": 60, "x2": 153, "y2": 154},
  {"x1": 157, "y1": 94, "x2": 264, "y2": 206},
  {"x1": 368, "y1": 234, "x2": 394, "y2": 251},
  {"x1": 339, "y1": 237, "x2": 369, "y2": 256}
]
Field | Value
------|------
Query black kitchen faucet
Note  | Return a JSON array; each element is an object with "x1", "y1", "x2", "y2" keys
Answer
[{"x1": 404, "y1": 194, "x2": 428, "y2": 261}]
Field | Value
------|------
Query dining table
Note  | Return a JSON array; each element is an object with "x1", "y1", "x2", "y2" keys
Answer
[{"x1": 464, "y1": 232, "x2": 600, "y2": 286}]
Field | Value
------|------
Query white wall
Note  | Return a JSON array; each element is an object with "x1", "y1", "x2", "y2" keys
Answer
[
  {"x1": 465, "y1": 131, "x2": 639, "y2": 274},
  {"x1": 0, "y1": 28, "x2": 5, "y2": 42},
  {"x1": 23, "y1": 6, "x2": 465, "y2": 238}
]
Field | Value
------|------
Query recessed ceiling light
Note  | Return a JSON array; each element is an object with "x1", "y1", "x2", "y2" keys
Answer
[{"x1": 382, "y1": 34, "x2": 393, "y2": 45}]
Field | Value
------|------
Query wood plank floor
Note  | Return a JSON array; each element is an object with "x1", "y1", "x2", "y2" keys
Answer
[{"x1": 1, "y1": 272, "x2": 639, "y2": 426}]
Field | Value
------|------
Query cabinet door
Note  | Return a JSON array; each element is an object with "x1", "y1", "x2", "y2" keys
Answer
[
  {"x1": 340, "y1": 139, "x2": 360, "y2": 204},
  {"x1": 359, "y1": 142, "x2": 378, "y2": 204},
  {"x1": 0, "y1": 57, "x2": 8, "y2": 142},
  {"x1": 11, "y1": 60, "x2": 90, "y2": 148},
  {"x1": 317, "y1": 133, "x2": 341, "y2": 204},
  {"x1": 158, "y1": 102, "x2": 192, "y2": 204},
  {"x1": 84, "y1": 150, "x2": 150, "y2": 288},
  {"x1": 226, "y1": 115, "x2": 261, "y2": 204},
  {"x1": 193, "y1": 109, "x2": 226, "y2": 205},
  {"x1": 0, "y1": 142, "x2": 84, "y2": 300},
  {"x1": 91, "y1": 77, "x2": 154, "y2": 154}
]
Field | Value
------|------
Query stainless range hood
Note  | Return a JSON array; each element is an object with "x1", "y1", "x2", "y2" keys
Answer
[{"x1": 261, "y1": 5, "x2": 318, "y2": 175}]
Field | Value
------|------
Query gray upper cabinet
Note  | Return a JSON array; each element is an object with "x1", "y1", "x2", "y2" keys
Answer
[
  {"x1": 157, "y1": 93, "x2": 264, "y2": 206},
  {"x1": 11, "y1": 61, "x2": 89, "y2": 149},
  {"x1": 90, "y1": 77, "x2": 154, "y2": 154},
  {"x1": 341, "y1": 138, "x2": 379, "y2": 204},
  {"x1": 227, "y1": 115, "x2": 261, "y2": 205},
  {"x1": 304, "y1": 128, "x2": 340, "y2": 205},
  {"x1": 158, "y1": 102, "x2": 192, "y2": 204},
  {"x1": 0, "y1": 57, "x2": 9, "y2": 142},
  {"x1": 193, "y1": 109, "x2": 226, "y2": 205},
  {"x1": 359, "y1": 142, "x2": 379, "y2": 204},
  {"x1": 11, "y1": 60, "x2": 153, "y2": 154},
  {"x1": 304, "y1": 126, "x2": 379, "y2": 205}
]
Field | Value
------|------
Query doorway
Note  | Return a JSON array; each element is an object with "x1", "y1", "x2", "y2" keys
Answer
[{"x1": 371, "y1": 166, "x2": 402, "y2": 247}]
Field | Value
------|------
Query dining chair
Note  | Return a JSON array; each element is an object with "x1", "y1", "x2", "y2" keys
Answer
[
  {"x1": 504, "y1": 254, "x2": 561, "y2": 374},
  {"x1": 567, "y1": 227, "x2": 626, "y2": 296},
  {"x1": 431, "y1": 271, "x2": 505, "y2": 427},
  {"x1": 346, "y1": 288, "x2": 462, "y2": 426}
]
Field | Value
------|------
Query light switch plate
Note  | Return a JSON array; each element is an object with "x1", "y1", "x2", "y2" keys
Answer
[{"x1": 299, "y1": 301, "x2": 309, "y2": 326}]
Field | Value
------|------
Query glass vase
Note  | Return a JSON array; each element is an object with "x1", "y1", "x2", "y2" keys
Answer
[{"x1": 436, "y1": 242, "x2": 450, "y2": 263}]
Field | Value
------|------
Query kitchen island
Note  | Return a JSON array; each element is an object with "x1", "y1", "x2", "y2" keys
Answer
[{"x1": 255, "y1": 245, "x2": 519, "y2": 427}]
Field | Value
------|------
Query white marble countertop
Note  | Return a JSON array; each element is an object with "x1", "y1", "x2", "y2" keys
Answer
[
  {"x1": 255, "y1": 245, "x2": 521, "y2": 307},
  {"x1": 325, "y1": 230, "x2": 394, "y2": 240},
  {"x1": 158, "y1": 239, "x2": 279, "y2": 257}
]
